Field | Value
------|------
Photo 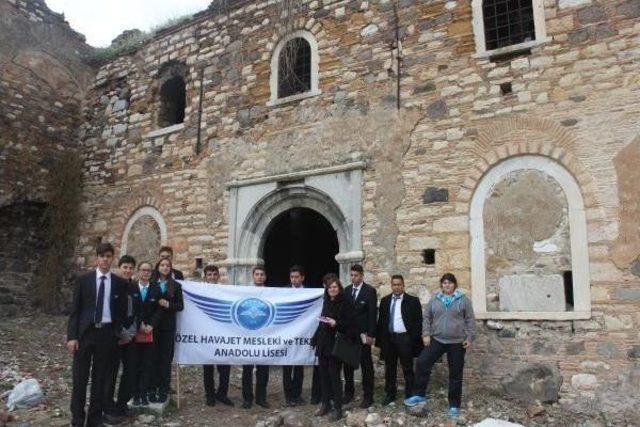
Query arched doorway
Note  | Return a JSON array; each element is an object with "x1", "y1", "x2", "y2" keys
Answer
[{"x1": 262, "y1": 207, "x2": 339, "y2": 287}]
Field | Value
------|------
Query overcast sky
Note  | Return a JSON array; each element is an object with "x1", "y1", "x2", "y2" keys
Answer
[{"x1": 46, "y1": 0, "x2": 211, "y2": 47}]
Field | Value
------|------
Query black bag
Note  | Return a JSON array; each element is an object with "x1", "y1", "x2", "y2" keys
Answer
[{"x1": 331, "y1": 333, "x2": 361, "y2": 369}]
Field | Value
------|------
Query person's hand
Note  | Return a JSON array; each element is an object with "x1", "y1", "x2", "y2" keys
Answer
[
  {"x1": 66, "y1": 340, "x2": 79, "y2": 353},
  {"x1": 145, "y1": 324, "x2": 153, "y2": 333},
  {"x1": 159, "y1": 299, "x2": 169, "y2": 308},
  {"x1": 422, "y1": 336, "x2": 431, "y2": 346},
  {"x1": 326, "y1": 317, "x2": 337, "y2": 327},
  {"x1": 462, "y1": 339, "x2": 471, "y2": 351},
  {"x1": 365, "y1": 336, "x2": 374, "y2": 346}
]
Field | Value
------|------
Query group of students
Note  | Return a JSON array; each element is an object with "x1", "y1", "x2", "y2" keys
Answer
[{"x1": 66, "y1": 242, "x2": 476, "y2": 427}]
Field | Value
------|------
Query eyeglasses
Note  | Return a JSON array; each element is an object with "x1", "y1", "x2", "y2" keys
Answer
[{"x1": 140, "y1": 269, "x2": 153, "y2": 272}]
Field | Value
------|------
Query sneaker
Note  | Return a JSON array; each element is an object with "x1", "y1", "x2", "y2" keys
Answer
[
  {"x1": 140, "y1": 395, "x2": 149, "y2": 406},
  {"x1": 132, "y1": 396, "x2": 142, "y2": 406},
  {"x1": 403, "y1": 395, "x2": 427, "y2": 407},
  {"x1": 448, "y1": 407, "x2": 460, "y2": 417}
]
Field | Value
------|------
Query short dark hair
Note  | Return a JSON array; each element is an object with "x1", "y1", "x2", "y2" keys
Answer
[
  {"x1": 350, "y1": 264, "x2": 364, "y2": 274},
  {"x1": 322, "y1": 273, "x2": 338, "y2": 286},
  {"x1": 252, "y1": 265, "x2": 266, "y2": 274},
  {"x1": 118, "y1": 254, "x2": 136, "y2": 267},
  {"x1": 440, "y1": 273, "x2": 458, "y2": 288},
  {"x1": 159, "y1": 246, "x2": 174, "y2": 255},
  {"x1": 289, "y1": 265, "x2": 305, "y2": 276},
  {"x1": 138, "y1": 261, "x2": 152, "y2": 270},
  {"x1": 96, "y1": 242, "x2": 115, "y2": 256},
  {"x1": 204, "y1": 265, "x2": 219, "y2": 274},
  {"x1": 391, "y1": 274, "x2": 404, "y2": 283}
]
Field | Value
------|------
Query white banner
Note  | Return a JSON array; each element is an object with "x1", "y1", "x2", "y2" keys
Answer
[{"x1": 174, "y1": 281, "x2": 324, "y2": 365}]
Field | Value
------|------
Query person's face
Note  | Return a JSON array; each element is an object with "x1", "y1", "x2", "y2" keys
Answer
[
  {"x1": 327, "y1": 282, "x2": 340, "y2": 298},
  {"x1": 350, "y1": 270, "x2": 364, "y2": 285},
  {"x1": 205, "y1": 270, "x2": 220, "y2": 283},
  {"x1": 158, "y1": 259, "x2": 171, "y2": 277},
  {"x1": 391, "y1": 278, "x2": 404, "y2": 295},
  {"x1": 138, "y1": 264, "x2": 153, "y2": 282},
  {"x1": 120, "y1": 263, "x2": 135, "y2": 280},
  {"x1": 441, "y1": 279, "x2": 456, "y2": 295},
  {"x1": 159, "y1": 251, "x2": 172, "y2": 261},
  {"x1": 253, "y1": 269, "x2": 266, "y2": 285},
  {"x1": 96, "y1": 252, "x2": 114, "y2": 272},
  {"x1": 290, "y1": 271, "x2": 304, "y2": 286}
]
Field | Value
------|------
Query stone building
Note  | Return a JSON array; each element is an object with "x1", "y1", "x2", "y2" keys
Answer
[{"x1": 3, "y1": 0, "x2": 640, "y2": 421}]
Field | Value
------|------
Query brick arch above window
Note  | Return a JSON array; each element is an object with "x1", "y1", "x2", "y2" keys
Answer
[{"x1": 471, "y1": 0, "x2": 549, "y2": 57}]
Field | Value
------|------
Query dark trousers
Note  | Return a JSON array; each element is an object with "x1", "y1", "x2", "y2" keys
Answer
[
  {"x1": 343, "y1": 343, "x2": 374, "y2": 399},
  {"x1": 311, "y1": 365, "x2": 321, "y2": 401},
  {"x1": 203, "y1": 364, "x2": 230, "y2": 400},
  {"x1": 105, "y1": 344, "x2": 126, "y2": 411},
  {"x1": 118, "y1": 343, "x2": 154, "y2": 404},
  {"x1": 319, "y1": 356, "x2": 343, "y2": 411},
  {"x1": 154, "y1": 328, "x2": 175, "y2": 395},
  {"x1": 242, "y1": 365, "x2": 269, "y2": 403},
  {"x1": 282, "y1": 365, "x2": 304, "y2": 401},
  {"x1": 384, "y1": 333, "x2": 415, "y2": 399},
  {"x1": 70, "y1": 326, "x2": 117, "y2": 427},
  {"x1": 413, "y1": 339, "x2": 466, "y2": 408}
]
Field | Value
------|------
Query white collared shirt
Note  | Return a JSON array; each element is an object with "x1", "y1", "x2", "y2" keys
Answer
[
  {"x1": 351, "y1": 282, "x2": 363, "y2": 300},
  {"x1": 390, "y1": 293, "x2": 407, "y2": 333},
  {"x1": 291, "y1": 284, "x2": 304, "y2": 289},
  {"x1": 95, "y1": 268, "x2": 112, "y2": 323}
]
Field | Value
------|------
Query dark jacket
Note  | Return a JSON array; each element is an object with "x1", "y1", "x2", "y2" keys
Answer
[
  {"x1": 344, "y1": 282, "x2": 378, "y2": 338},
  {"x1": 376, "y1": 293, "x2": 423, "y2": 357},
  {"x1": 119, "y1": 279, "x2": 142, "y2": 342},
  {"x1": 67, "y1": 270, "x2": 128, "y2": 341},
  {"x1": 151, "y1": 278, "x2": 184, "y2": 331},
  {"x1": 136, "y1": 282, "x2": 161, "y2": 327},
  {"x1": 311, "y1": 293, "x2": 358, "y2": 357},
  {"x1": 171, "y1": 268, "x2": 184, "y2": 280}
]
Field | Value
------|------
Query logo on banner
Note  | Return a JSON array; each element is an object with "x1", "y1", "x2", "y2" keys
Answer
[{"x1": 183, "y1": 290, "x2": 321, "y2": 331}]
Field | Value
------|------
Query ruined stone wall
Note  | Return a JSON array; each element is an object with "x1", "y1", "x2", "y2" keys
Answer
[
  {"x1": 76, "y1": 0, "x2": 640, "y2": 421},
  {"x1": 0, "y1": 0, "x2": 95, "y2": 207}
]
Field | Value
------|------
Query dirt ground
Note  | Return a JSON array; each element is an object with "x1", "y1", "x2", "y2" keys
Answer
[{"x1": 0, "y1": 315, "x2": 608, "y2": 427}]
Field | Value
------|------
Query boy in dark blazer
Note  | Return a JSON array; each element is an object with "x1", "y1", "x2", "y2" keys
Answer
[
  {"x1": 67, "y1": 242, "x2": 127, "y2": 427},
  {"x1": 343, "y1": 264, "x2": 377, "y2": 408},
  {"x1": 376, "y1": 274, "x2": 423, "y2": 405}
]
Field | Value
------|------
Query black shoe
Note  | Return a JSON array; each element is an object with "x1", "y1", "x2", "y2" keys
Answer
[
  {"x1": 132, "y1": 396, "x2": 142, "y2": 406},
  {"x1": 328, "y1": 409, "x2": 343, "y2": 422},
  {"x1": 295, "y1": 396, "x2": 306, "y2": 406},
  {"x1": 158, "y1": 392, "x2": 168, "y2": 403},
  {"x1": 206, "y1": 396, "x2": 216, "y2": 407},
  {"x1": 216, "y1": 395, "x2": 234, "y2": 406},
  {"x1": 314, "y1": 404, "x2": 331, "y2": 416},
  {"x1": 140, "y1": 395, "x2": 149, "y2": 406},
  {"x1": 256, "y1": 400, "x2": 270, "y2": 409},
  {"x1": 148, "y1": 392, "x2": 159, "y2": 403},
  {"x1": 310, "y1": 396, "x2": 321, "y2": 405},
  {"x1": 285, "y1": 399, "x2": 295, "y2": 407},
  {"x1": 359, "y1": 397, "x2": 374, "y2": 408},
  {"x1": 381, "y1": 395, "x2": 395, "y2": 405},
  {"x1": 242, "y1": 400, "x2": 252, "y2": 409},
  {"x1": 103, "y1": 412, "x2": 125, "y2": 425},
  {"x1": 343, "y1": 394, "x2": 353, "y2": 405}
]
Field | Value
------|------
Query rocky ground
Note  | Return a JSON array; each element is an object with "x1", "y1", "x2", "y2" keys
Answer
[{"x1": 0, "y1": 315, "x2": 611, "y2": 427}]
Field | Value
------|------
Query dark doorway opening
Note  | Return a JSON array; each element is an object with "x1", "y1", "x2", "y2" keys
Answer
[{"x1": 262, "y1": 207, "x2": 339, "y2": 288}]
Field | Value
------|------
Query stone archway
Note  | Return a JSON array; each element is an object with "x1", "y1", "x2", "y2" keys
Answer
[{"x1": 225, "y1": 163, "x2": 365, "y2": 285}]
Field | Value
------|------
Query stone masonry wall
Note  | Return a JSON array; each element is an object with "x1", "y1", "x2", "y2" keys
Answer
[{"x1": 75, "y1": 0, "x2": 640, "y2": 421}]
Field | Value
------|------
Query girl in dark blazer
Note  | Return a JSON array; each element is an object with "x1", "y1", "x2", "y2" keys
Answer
[
  {"x1": 310, "y1": 275, "x2": 357, "y2": 422},
  {"x1": 150, "y1": 258, "x2": 184, "y2": 403}
]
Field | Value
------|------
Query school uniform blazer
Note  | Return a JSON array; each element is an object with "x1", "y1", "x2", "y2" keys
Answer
[
  {"x1": 151, "y1": 279, "x2": 184, "y2": 331},
  {"x1": 67, "y1": 270, "x2": 127, "y2": 341},
  {"x1": 376, "y1": 293, "x2": 423, "y2": 357},
  {"x1": 344, "y1": 282, "x2": 378, "y2": 338}
]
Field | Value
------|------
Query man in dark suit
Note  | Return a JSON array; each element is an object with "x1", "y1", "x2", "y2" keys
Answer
[
  {"x1": 158, "y1": 246, "x2": 184, "y2": 280},
  {"x1": 67, "y1": 242, "x2": 127, "y2": 427},
  {"x1": 283, "y1": 265, "x2": 306, "y2": 406},
  {"x1": 376, "y1": 274, "x2": 423, "y2": 405},
  {"x1": 343, "y1": 264, "x2": 377, "y2": 408}
]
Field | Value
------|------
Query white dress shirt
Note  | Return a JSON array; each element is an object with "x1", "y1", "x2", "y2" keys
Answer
[
  {"x1": 390, "y1": 293, "x2": 407, "y2": 333},
  {"x1": 351, "y1": 283, "x2": 363, "y2": 300},
  {"x1": 95, "y1": 268, "x2": 112, "y2": 323}
]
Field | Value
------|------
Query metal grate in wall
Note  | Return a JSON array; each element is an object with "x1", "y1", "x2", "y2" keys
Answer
[{"x1": 483, "y1": 0, "x2": 536, "y2": 51}]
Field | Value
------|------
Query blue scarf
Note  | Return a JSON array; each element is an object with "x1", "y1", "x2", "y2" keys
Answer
[
  {"x1": 159, "y1": 280, "x2": 167, "y2": 294},
  {"x1": 438, "y1": 290, "x2": 462, "y2": 307}
]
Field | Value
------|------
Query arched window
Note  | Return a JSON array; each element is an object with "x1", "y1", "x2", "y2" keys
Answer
[
  {"x1": 157, "y1": 61, "x2": 187, "y2": 128},
  {"x1": 472, "y1": 0, "x2": 547, "y2": 56},
  {"x1": 278, "y1": 37, "x2": 311, "y2": 98},
  {"x1": 469, "y1": 155, "x2": 591, "y2": 320},
  {"x1": 121, "y1": 206, "x2": 167, "y2": 263},
  {"x1": 159, "y1": 76, "x2": 186, "y2": 127},
  {"x1": 269, "y1": 30, "x2": 320, "y2": 105}
]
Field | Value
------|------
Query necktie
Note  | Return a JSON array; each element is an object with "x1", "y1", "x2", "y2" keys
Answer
[
  {"x1": 95, "y1": 275, "x2": 106, "y2": 323},
  {"x1": 352, "y1": 286, "x2": 358, "y2": 299},
  {"x1": 389, "y1": 296, "x2": 399, "y2": 332}
]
